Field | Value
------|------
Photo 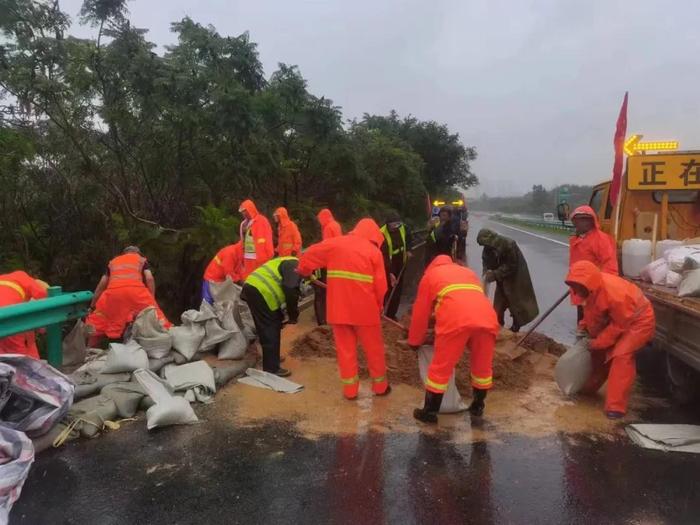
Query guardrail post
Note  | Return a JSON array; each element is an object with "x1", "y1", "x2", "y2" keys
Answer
[{"x1": 46, "y1": 286, "x2": 63, "y2": 367}]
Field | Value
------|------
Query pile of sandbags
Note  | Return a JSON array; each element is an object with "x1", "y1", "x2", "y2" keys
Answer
[{"x1": 639, "y1": 244, "x2": 700, "y2": 295}]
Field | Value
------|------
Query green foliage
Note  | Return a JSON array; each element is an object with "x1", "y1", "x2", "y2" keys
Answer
[{"x1": 0, "y1": 0, "x2": 477, "y2": 315}]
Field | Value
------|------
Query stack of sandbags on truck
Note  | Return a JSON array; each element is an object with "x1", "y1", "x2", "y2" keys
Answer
[{"x1": 640, "y1": 244, "x2": 700, "y2": 290}]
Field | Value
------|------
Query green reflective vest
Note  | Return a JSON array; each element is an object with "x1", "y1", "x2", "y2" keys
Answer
[
  {"x1": 381, "y1": 224, "x2": 407, "y2": 263},
  {"x1": 245, "y1": 256, "x2": 297, "y2": 311}
]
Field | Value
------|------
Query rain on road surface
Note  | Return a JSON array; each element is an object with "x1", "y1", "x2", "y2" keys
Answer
[{"x1": 12, "y1": 215, "x2": 700, "y2": 525}]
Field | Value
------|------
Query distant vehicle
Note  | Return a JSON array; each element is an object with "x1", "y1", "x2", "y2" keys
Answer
[
  {"x1": 590, "y1": 150, "x2": 700, "y2": 403},
  {"x1": 543, "y1": 213, "x2": 555, "y2": 222}
]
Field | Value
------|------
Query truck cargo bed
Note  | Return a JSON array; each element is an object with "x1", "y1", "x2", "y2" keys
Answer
[{"x1": 635, "y1": 280, "x2": 700, "y2": 318}]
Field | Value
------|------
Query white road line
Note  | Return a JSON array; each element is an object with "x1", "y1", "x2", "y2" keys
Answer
[{"x1": 490, "y1": 221, "x2": 570, "y2": 248}]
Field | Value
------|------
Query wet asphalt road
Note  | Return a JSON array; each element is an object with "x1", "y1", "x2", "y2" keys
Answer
[{"x1": 11, "y1": 214, "x2": 700, "y2": 525}]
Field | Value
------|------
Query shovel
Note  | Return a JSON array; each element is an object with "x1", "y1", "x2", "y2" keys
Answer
[{"x1": 502, "y1": 290, "x2": 571, "y2": 360}]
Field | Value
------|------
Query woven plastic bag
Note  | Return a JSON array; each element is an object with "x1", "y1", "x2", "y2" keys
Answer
[
  {"x1": 62, "y1": 319, "x2": 90, "y2": 367},
  {"x1": 678, "y1": 268, "x2": 700, "y2": 298},
  {"x1": 102, "y1": 341, "x2": 149, "y2": 374},
  {"x1": 554, "y1": 338, "x2": 592, "y2": 396},
  {"x1": 170, "y1": 310, "x2": 206, "y2": 361},
  {"x1": 198, "y1": 301, "x2": 234, "y2": 352},
  {"x1": 131, "y1": 307, "x2": 172, "y2": 359},
  {"x1": 133, "y1": 369, "x2": 198, "y2": 430},
  {"x1": 0, "y1": 424, "x2": 34, "y2": 523},
  {"x1": 214, "y1": 301, "x2": 248, "y2": 360},
  {"x1": 417, "y1": 345, "x2": 467, "y2": 413}
]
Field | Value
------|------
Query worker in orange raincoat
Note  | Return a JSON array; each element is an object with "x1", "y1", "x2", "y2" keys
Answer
[
  {"x1": 202, "y1": 241, "x2": 243, "y2": 303},
  {"x1": 0, "y1": 271, "x2": 49, "y2": 359},
  {"x1": 569, "y1": 205, "x2": 619, "y2": 321},
  {"x1": 313, "y1": 208, "x2": 343, "y2": 326},
  {"x1": 238, "y1": 199, "x2": 274, "y2": 280},
  {"x1": 298, "y1": 218, "x2": 390, "y2": 399},
  {"x1": 565, "y1": 261, "x2": 655, "y2": 419},
  {"x1": 407, "y1": 255, "x2": 499, "y2": 423},
  {"x1": 86, "y1": 246, "x2": 171, "y2": 342},
  {"x1": 273, "y1": 207, "x2": 302, "y2": 257}
]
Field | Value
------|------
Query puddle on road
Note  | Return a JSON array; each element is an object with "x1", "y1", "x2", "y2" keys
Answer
[{"x1": 212, "y1": 310, "x2": 658, "y2": 443}]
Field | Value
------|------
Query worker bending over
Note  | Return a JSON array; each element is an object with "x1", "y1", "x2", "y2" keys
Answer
[
  {"x1": 0, "y1": 271, "x2": 49, "y2": 359},
  {"x1": 565, "y1": 261, "x2": 655, "y2": 419},
  {"x1": 408, "y1": 255, "x2": 499, "y2": 423},
  {"x1": 477, "y1": 229, "x2": 539, "y2": 332},
  {"x1": 202, "y1": 241, "x2": 243, "y2": 304},
  {"x1": 273, "y1": 207, "x2": 302, "y2": 257},
  {"x1": 299, "y1": 218, "x2": 391, "y2": 399},
  {"x1": 242, "y1": 257, "x2": 301, "y2": 377},
  {"x1": 381, "y1": 211, "x2": 412, "y2": 321},
  {"x1": 313, "y1": 208, "x2": 343, "y2": 326},
  {"x1": 239, "y1": 199, "x2": 274, "y2": 279},
  {"x1": 86, "y1": 246, "x2": 170, "y2": 343},
  {"x1": 568, "y1": 206, "x2": 619, "y2": 322}
]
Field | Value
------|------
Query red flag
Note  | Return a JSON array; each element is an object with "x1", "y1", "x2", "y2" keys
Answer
[
  {"x1": 610, "y1": 92, "x2": 628, "y2": 207},
  {"x1": 426, "y1": 192, "x2": 432, "y2": 216}
]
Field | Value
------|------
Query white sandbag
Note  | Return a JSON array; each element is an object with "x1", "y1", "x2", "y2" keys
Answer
[
  {"x1": 639, "y1": 258, "x2": 668, "y2": 285},
  {"x1": 417, "y1": 345, "x2": 467, "y2": 413},
  {"x1": 554, "y1": 338, "x2": 592, "y2": 396},
  {"x1": 198, "y1": 301, "x2": 234, "y2": 352},
  {"x1": 682, "y1": 252, "x2": 700, "y2": 271},
  {"x1": 209, "y1": 277, "x2": 241, "y2": 304},
  {"x1": 215, "y1": 301, "x2": 248, "y2": 360},
  {"x1": 678, "y1": 268, "x2": 700, "y2": 298},
  {"x1": 169, "y1": 323, "x2": 205, "y2": 361},
  {"x1": 133, "y1": 369, "x2": 198, "y2": 430},
  {"x1": 666, "y1": 245, "x2": 700, "y2": 273},
  {"x1": 666, "y1": 270, "x2": 682, "y2": 288},
  {"x1": 210, "y1": 281, "x2": 256, "y2": 340},
  {"x1": 161, "y1": 361, "x2": 216, "y2": 403},
  {"x1": 0, "y1": 425, "x2": 34, "y2": 523},
  {"x1": 62, "y1": 319, "x2": 90, "y2": 367},
  {"x1": 102, "y1": 341, "x2": 149, "y2": 374},
  {"x1": 237, "y1": 300, "x2": 256, "y2": 341},
  {"x1": 131, "y1": 307, "x2": 172, "y2": 359}
]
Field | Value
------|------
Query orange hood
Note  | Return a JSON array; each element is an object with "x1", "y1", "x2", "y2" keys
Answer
[
  {"x1": 350, "y1": 218, "x2": 384, "y2": 247},
  {"x1": 571, "y1": 205, "x2": 600, "y2": 230},
  {"x1": 274, "y1": 207, "x2": 291, "y2": 226},
  {"x1": 566, "y1": 260, "x2": 603, "y2": 295},
  {"x1": 427, "y1": 254, "x2": 453, "y2": 271},
  {"x1": 239, "y1": 199, "x2": 259, "y2": 218},
  {"x1": 317, "y1": 208, "x2": 335, "y2": 227}
]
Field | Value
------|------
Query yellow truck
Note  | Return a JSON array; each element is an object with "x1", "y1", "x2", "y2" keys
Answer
[{"x1": 589, "y1": 151, "x2": 700, "y2": 402}]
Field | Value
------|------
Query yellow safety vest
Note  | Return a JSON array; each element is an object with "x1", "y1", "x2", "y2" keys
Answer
[
  {"x1": 381, "y1": 224, "x2": 407, "y2": 263},
  {"x1": 245, "y1": 257, "x2": 297, "y2": 311},
  {"x1": 244, "y1": 227, "x2": 256, "y2": 260}
]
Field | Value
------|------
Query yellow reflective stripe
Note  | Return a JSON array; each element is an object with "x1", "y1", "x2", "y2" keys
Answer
[
  {"x1": 257, "y1": 238, "x2": 266, "y2": 243},
  {"x1": 435, "y1": 283, "x2": 484, "y2": 310},
  {"x1": 327, "y1": 270, "x2": 373, "y2": 283},
  {"x1": 425, "y1": 377, "x2": 449, "y2": 392},
  {"x1": 340, "y1": 375, "x2": 359, "y2": 385},
  {"x1": 372, "y1": 375, "x2": 386, "y2": 383},
  {"x1": 0, "y1": 281, "x2": 26, "y2": 300},
  {"x1": 471, "y1": 374, "x2": 493, "y2": 386},
  {"x1": 214, "y1": 255, "x2": 222, "y2": 265}
]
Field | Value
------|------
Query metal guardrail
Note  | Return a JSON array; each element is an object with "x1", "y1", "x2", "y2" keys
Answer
[
  {"x1": 0, "y1": 286, "x2": 93, "y2": 367},
  {"x1": 493, "y1": 216, "x2": 575, "y2": 233}
]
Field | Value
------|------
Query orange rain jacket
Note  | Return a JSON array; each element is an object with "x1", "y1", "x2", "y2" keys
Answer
[
  {"x1": 239, "y1": 199, "x2": 274, "y2": 279},
  {"x1": 569, "y1": 205, "x2": 618, "y2": 274},
  {"x1": 298, "y1": 218, "x2": 387, "y2": 326},
  {"x1": 0, "y1": 271, "x2": 49, "y2": 358},
  {"x1": 566, "y1": 261, "x2": 655, "y2": 355},
  {"x1": 204, "y1": 242, "x2": 243, "y2": 282},
  {"x1": 274, "y1": 207, "x2": 302, "y2": 256},
  {"x1": 317, "y1": 208, "x2": 342, "y2": 240},
  {"x1": 408, "y1": 255, "x2": 499, "y2": 346}
]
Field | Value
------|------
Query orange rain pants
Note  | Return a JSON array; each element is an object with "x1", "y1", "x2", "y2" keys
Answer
[
  {"x1": 332, "y1": 324, "x2": 389, "y2": 399},
  {"x1": 426, "y1": 328, "x2": 496, "y2": 394}
]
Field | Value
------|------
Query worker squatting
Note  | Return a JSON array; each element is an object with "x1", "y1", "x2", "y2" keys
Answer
[{"x1": 0, "y1": 201, "x2": 654, "y2": 422}]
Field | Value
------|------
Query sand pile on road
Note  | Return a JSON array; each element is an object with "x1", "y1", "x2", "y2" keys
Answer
[{"x1": 289, "y1": 322, "x2": 566, "y2": 393}]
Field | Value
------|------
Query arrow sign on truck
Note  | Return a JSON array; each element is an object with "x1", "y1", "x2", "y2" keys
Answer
[{"x1": 624, "y1": 134, "x2": 679, "y2": 156}]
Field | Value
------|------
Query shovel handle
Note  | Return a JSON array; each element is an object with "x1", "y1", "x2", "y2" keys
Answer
[{"x1": 382, "y1": 315, "x2": 407, "y2": 332}]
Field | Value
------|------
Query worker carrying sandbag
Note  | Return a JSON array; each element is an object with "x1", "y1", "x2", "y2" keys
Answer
[
  {"x1": 86, "y1": 246, "x2": 171, "y2": 344},
  {"x1": 241, "y1": 257, "x2": 302, "y2": 377},
  {"x1": 381, "y1": 211, "x2": 413, "y2": 321},
  {"x1": 0, "y1": 271, "x2": 49, "y2": 359},
  {"x1": 569, "y1": 206, "x2": 619, "y2": 322},
  {"x1": 239, "y1": 199, "x2": 274, "y2": 280},
  {"x1": 406, "y1": 255, "x2": 499, "y2": 423},
  {"x1": 273, "y1": 207, "x2": 302, "y2": 257},
  {"x1": 202, "y1": 241, "x2": 243, "y2": 304},
  {"x1": 476, "y1": 229, "x2": 539, "y2": 332},
  {"x1": 298, "y1": 218, "x2": 391, "y2": 399},
  {"x1": 565, "y1": 261, "x2": 655, "y2": 419},
  {"x1": 312, "y1": 208, "x2": 343, "y2": 326}
]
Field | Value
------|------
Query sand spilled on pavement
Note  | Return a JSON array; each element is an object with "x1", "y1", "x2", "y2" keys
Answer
[{"x1": 212, "y1": 310, "x2": 651, "y2": 442}]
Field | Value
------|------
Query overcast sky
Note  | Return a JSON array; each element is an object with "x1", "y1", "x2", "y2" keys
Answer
[{"x1": 61, "y1": 0, "x2": 700, "y2": 196}]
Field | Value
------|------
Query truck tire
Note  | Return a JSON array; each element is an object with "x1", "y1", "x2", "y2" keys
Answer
[{"x1": 665, "y1": 353, "x2": 700, "y2": 405}]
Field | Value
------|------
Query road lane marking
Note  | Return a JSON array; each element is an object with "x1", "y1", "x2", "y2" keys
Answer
[{"x1": 490, "y1": 221, "x2": 570, "y2": 248}]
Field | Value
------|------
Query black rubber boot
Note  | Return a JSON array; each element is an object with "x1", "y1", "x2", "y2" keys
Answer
[
  {"x1": 468, "y1": 388, "x2": 487, "y2": 417},
  {"x1": 413, "y1": 391, "x2": 444, "y2": 424}
]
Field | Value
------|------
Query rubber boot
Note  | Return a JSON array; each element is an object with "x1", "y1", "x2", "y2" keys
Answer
[
  {"x1": 468, "y1": 388, "x2": 487, "y2": 417},
  {"x1": 413, "y1": 391, "x2": 444, "y2": 424}
]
